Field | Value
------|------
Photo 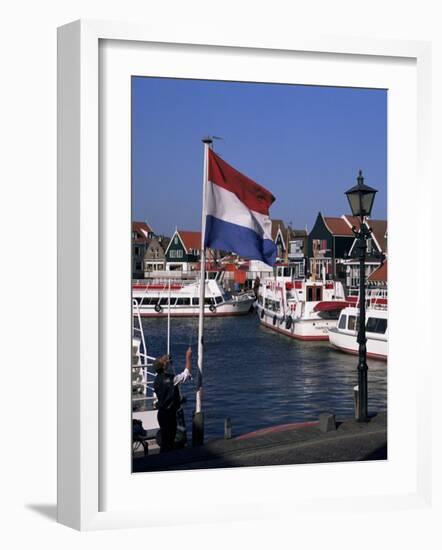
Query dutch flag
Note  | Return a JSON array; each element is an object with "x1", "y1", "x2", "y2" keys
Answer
[{"x1": 204, "y1": 150, "x2": 277, "y2": 266}]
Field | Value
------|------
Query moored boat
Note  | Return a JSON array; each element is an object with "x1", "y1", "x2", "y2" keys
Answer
[
  {"x1": 256, "y1": 264, "x2": 348, "y2": 340},
  {"x1": 132, "y1": 276, "x2": 255, "y2": 317},
  {"x1": 328, "y1": 299, "x2": 388, "y2": 360}
]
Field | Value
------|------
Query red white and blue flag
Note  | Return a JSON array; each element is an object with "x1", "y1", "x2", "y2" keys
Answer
[{"x1": 204, "y1": 150, "x2": 277, "y2": 266}]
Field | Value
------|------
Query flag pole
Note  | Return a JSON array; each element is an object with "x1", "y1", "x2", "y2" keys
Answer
[
  {"x1": 193, "y1": 136, "x2": 212, "y2": 446},
  {"x1": 167, "y1": 278, "x2": 171, "y2": 355}
]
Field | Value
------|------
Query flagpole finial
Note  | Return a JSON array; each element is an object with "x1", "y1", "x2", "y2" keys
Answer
[{"x1": 202, "y1": 136, "x2": 213, "y2": 144}]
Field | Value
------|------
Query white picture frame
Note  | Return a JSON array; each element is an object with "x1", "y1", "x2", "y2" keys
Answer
[{"x1": 57, "y1": 19, "x2": 433, "y2": 531}]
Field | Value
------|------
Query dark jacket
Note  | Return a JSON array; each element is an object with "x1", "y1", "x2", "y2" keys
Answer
[{"x1": 154, "y1": 372, "x2": 181, "y2": 412}]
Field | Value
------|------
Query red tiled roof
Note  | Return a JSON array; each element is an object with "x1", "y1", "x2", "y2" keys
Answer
[
  {"x1": 342, "y1": 216, "x2": 387, "y2": 252},
  {"x1": 323, "y1": 217, "x2": 355, "y2": 236},
  {"x1": 343, "y1": 215, "x2": 362, "y2": 230},
  {"x1": 132, "y1": 221, "x2": 153, "y2": 238},
  {"x1": 178, "y1": 230, "x2": 202, "y2": 251},
  {"x1": 368, "y1": 261, "x2": 388, "y2": 282}
]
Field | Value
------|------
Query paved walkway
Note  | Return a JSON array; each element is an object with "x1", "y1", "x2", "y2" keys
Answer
[{"x1": 133, "y1": 412, "x2": 387, "y2": 472}]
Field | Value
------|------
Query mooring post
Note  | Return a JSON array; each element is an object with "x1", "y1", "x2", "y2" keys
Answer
[
  {"x1": 319, "y1": 412, "x2": 337, "y2": 433},
  {"x1": 224, "y1": 417, "x2": 232, "y2": 439},
  {"x1": 353, "y1": 385, "x2": 359, "y2": 420},
  {"x1": 192, "y1": 411, "x2": 204, "y2": 447}
]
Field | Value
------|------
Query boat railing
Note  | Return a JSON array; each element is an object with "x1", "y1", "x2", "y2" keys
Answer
[
  {"x1": 132, "y1": 299, "x2": 156, "y2": 399},
  {"x1": 346, "y1": 288, "x2": 388, "y2": 310}
]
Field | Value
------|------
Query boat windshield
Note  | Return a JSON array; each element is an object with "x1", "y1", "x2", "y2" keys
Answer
[{"x1": 366, "y1": 317, "x2": 388, "y2": 334}]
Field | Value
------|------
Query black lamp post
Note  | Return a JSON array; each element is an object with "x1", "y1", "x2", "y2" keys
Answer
[{"x1": 345, "y1": 170, "x2": 378, "y2": 422}]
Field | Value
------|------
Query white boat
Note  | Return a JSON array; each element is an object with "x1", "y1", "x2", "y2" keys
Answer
[
  {"x1": 256, "y1": 264, "x2": 348, "y2": 340},
  {"x1": 132, "y1": 277, "x2": 255, "y2": 317},
  {"x1": 328, "y1": 296, "x2": 388, "y2": 361}
]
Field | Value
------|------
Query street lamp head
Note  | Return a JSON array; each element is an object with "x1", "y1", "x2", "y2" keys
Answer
[{"x1": 345, "y1": 170, "x2": 378, "y2": 220}]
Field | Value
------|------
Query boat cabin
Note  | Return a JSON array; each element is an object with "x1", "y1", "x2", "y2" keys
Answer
[
  {"x1": 337, "y1": 309, "x2": 388, "y2": 335},
  {"x1": 274, "y1": 262, "x2": 305, "y2": 279}
]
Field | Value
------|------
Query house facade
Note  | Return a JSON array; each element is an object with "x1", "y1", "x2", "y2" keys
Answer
[
  {"x1": 343, "y1": 217, "x2": 387, "y2": 290},
  {"x1": 271, "y1": 220, "x2": 288, "y2": 261},
  {"x1": 271, "y1": 220, "x2": 307, "y2": 278},
  {"x1": 307, "y1": 213, "x2": 356, "y2": 282},
  {"x1": 143, "y1": 235, "x2": 170, "y2": 274},
  {"x1": 132, "y1": 221, "x2": 154, "y2": 279},
  {"x1": 164, "y1": 230, "x2": 203, "y2": 271}
]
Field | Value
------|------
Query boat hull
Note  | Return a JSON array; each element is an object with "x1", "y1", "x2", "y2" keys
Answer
[
  {"x1": 328, "y1": 327, "x2": 387, "y2": 361},
  {"x1": 135, "y1": 302, "x2": 253, "y2": 318},
  {"x1": 258, "y1": 309, "x2": 337, "y2": 341}
]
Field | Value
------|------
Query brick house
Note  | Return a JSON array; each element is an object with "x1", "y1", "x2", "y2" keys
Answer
[
  {"x1": 143, "y1": 235, "x2": 170, "y2": 274},
  {"x1": 132, "y1": 221, "x2": 154, "y2": 279}
]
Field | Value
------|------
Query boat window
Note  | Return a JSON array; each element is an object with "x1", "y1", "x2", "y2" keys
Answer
[
  {"x1": 348, "y1": 315, "x2": 360, "y2": 331},
  {"x1": 215, "y1": 296, "x2": 223, "y2": 304},
  {"x1": 258, "y1": 296, "x2": 263, "y2": 305},
  {"x1": 307, "y1": 287, "x2": 313, "y2": 301},
  {"x1": 338, "y1": 314, "x2": 347, "y2": 329},
  {"x1": 176, "y1": 298, "x2": 190, "y2": 306},
  {"x1": 192, "y1": 297, "x2": 199, "y2": 305},
  {"x1": 315, "y1": 287, "x2": 322, "y2": 301},
  {"x1": 159, "y1": 298, "x2": 169, "y2": 306},
  {"x1": 366, "y1": 317, "x2": 388, "y2": 334},
  {"x1": 284, "y1": 267, "x2": 290, "y2": 277},
  {"x1": 205, "y1": 298, "x2": 213, "y2": 305},
  {"x1": 318, "y1": 310, "x2": 340, "y2": 320}
]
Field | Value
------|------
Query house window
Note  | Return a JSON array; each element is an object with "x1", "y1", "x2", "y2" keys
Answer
[
  {"x1": 134, "y1": 246, "x2": 140, "y2": 255},
  {"x1": 289, "y1": 240, "x2": 303, "y2": 257},
  {"x1": 170, "y1": 250, "x2": 176, "y2": 258},
  {"x1": 135, "y1": 261, "x2": 142, "y2": 271},
  {"x1": 176, "y1": 250, "x2": 183, "y2": 258}
]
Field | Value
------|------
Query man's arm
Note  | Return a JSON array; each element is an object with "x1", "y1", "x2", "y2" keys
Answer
[{"x1": 173, "y1": 347, "x2": 192, "y2": 385}]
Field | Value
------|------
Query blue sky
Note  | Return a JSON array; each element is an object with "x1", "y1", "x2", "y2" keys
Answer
[{"x1": 132, "y1": 77, "x2": 387, "y2": 235}]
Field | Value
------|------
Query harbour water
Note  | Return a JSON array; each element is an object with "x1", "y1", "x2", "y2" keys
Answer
[{"x1": 142, "y1": 312, "x2": 387, "y2": 440}]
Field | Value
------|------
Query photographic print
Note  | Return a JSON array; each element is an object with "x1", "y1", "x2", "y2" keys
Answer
[{"x1": 131, "y1": 77, "x2": 387, "y2": 472}]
